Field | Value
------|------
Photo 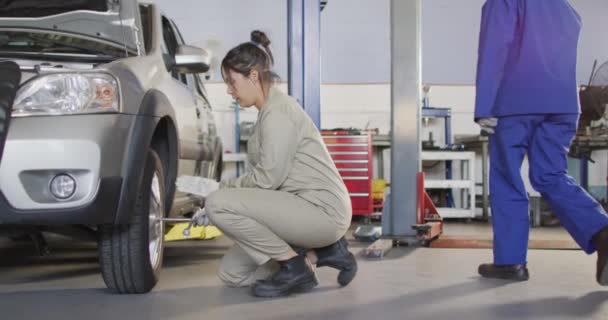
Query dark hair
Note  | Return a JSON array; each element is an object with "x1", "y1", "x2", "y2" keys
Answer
[{"x1": 221, "y1": 30, "x2": 279, "y2": 87}]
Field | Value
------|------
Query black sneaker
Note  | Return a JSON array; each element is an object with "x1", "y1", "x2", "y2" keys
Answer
[
  {"x1": 478, "y1": 263, "x2": 529, "y2": 281},
  {"x1": 593, "y1": 226, "x2": 608, "y2": 286},
  {"x1": 251, "y1": 255, "x2": 318, "y2": 298},
  {"x1": 315, "y1": 237, "x2": 358, "y2": 286}
]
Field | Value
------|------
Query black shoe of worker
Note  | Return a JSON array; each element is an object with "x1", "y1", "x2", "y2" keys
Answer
[
  {"x1": 592, "y1": 226, "x2": 608, "y2": 286},
  {"x1": 251, "y1": 254, "x2": 318, "y2": 298},
  {"x1": 315, "y1": 237, "x2": 358, "y2": 286},
  {"x1": 478, "y1": 263, "x2": 529, "y2": 281}
]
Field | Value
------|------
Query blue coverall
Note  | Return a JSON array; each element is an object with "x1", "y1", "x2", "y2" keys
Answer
[{"x1": 474, "y1": 0, "x2": 608, "y2": 265}]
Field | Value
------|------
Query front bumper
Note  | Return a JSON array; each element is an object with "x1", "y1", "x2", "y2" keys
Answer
[
  {"x1": 0, "y1": 177, "x2": 121, "y2": 225},
  {"x1": 0, "y1": 114, "x2": 135, "y2": 225}
]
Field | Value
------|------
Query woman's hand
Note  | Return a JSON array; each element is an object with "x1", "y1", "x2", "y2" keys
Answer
[{"x1": 192, "y1": 207, "x2": 210, "y2": 227}]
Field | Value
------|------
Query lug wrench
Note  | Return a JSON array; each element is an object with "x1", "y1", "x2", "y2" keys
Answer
[{"x1": 156, "y1": 217, "x2": 194, "y2": 237}]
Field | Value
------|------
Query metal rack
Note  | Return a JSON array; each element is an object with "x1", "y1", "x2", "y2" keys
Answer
[{"x1": 422, "y1": 151, "x2": 476, "y2": 218}]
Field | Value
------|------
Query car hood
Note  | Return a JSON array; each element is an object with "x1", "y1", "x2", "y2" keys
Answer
[{"x1": 0, "y1": 0, "x2": 143, "y2": 55}]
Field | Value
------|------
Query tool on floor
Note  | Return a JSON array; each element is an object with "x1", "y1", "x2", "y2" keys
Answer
[
  {"x1": 168, "y1": 178, "x2": 223, "y2": 241},
  {"x1": 164, "y1": 224, "x2": 223, "y2": 242},
  {"x1": 156, "y1": 216, "x2": 223, "y2": 242}
]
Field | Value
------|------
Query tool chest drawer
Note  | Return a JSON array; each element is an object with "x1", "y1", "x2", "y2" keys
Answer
[{"x1": 322, "y1": 130, "x2": 374, "y2": 216}]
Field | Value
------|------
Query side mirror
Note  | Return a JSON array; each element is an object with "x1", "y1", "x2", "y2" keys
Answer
[{"x1": 174, "y1": 45, "x2": 212, "y2": 74}]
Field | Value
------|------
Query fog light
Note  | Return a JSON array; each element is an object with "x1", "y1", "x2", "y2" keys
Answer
[{"x1": 50, "y1": 174, "x2": 76, "y2": 200}]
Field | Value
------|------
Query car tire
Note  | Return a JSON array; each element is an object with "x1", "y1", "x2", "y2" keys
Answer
[{"x1": 98, "y1": 149, "x2": 165, "y2": 294}]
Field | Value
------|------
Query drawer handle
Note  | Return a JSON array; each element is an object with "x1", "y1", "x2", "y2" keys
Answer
[
  {"x1": 350, "y1": 193, "x2": 370, "y2": 197},
  {"x1": 338, "y1": 168, "x2": 368, "y2": 172},
  {"x1": 343, "y1": 176, "x2": 369, "y2": 180},
  {"x1": 323, "y1": 135, "x2": 368, "y2": 139},
  {"x1": 330, "y1": 151, "x2": 369, "y2": 155},
  {"x1": 326, "y1": 143, "x2": 368, "y2": 147},
  {"x1": 333, "y1": 160, "x2": 369, "y2": 164}
]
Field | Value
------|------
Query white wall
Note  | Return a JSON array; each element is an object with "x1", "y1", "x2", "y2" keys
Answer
[
  {"x1": 421, "y1": 0, "x2": 608, "y2": 84},
  {"x1": 147, "y1": 0, "x2": 608, "y2": 84},
  {"x1": 206, "y1": 82, "x2": 608, "y2": 201}
]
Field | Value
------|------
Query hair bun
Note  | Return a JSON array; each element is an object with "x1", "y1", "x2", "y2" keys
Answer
[{"x1": 251, "y1": 30, "x2": 271, "y2": 47}]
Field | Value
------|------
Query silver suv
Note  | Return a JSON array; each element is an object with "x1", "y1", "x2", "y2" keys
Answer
[{"x1": 0, "y1": 0, "x2": 223, "y2": 293}]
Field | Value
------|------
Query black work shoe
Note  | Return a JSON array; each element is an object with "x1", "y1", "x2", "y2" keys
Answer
[
  {"x1": 315, "y1": 237, "x2": 358, "y2": 286},
  {"x1": 592, "y1": 226, "x2": 608, "y2": 286},
  {"x1": 251, "y1": 255, "x2": 318, "y2": 298},
  {"x1": 478, "y1": 263, "x2": 529, "y2": 281}
]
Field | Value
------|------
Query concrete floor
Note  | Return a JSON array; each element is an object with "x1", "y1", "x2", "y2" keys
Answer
[
  {"x1": 1, "y1": 224, "x2": 607, "y2": 320},
  {"x1": 443, "y1": 221, "x2": 580, "y2": 241}
]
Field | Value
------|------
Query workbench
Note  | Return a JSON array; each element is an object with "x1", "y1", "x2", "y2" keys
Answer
[
  {"x1": 422, "y1": 150, "x2": 476, "y2": 218},
  {"x1": 570, "y1": 134, "x2": 608, "y2": 195}
]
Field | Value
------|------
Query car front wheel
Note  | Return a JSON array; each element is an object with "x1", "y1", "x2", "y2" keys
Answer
[{"x1": 98, "y1": 149, "x2": 165, "y2": 294}]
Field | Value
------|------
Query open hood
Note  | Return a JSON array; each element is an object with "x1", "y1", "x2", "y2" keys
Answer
[{"x1": 0, "y1": 0, "x2": 143, "y2": 54}]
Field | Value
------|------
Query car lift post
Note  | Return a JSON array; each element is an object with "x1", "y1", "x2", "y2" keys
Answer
[
  {"x1": 364, "y1": 0, "x2": 443, "y2": 258},
  {"x1": 384, "y1": 0, "x2": 422, "y2": 242},
  {"x1": 287, "y1": 0, "x2": 321, "y2": 128},
  {"x1": 287, "y1": 0, "x2": 442, "y2": 257}
]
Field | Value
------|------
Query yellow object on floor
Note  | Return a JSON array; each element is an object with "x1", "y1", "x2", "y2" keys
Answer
[
  {"x1": 372, "y1": 179, "x2": 386, "y2": 201},
  {"x1": 164, "y1": 223, "x2": 223, "y2": 242}
]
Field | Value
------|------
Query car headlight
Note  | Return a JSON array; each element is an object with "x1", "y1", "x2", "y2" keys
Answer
[{"x1": 13, "y1": 72, "x2": 120, "y2": 116}]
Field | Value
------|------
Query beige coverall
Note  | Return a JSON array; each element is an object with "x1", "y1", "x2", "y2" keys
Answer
[{"x1": 205, "y1": 87, "x2": 352, "y2": 287}]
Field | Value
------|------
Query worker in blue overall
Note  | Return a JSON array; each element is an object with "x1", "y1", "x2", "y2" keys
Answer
[{"x1": 475, "y1": 0, "x2": 608, "y2": 283}]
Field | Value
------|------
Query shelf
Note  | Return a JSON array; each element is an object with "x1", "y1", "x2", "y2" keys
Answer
[
  {"x1": 436, "y1": 208, "x2": 476, "y2": 218},
  {"x1": 422, "y1": 150, "x2": 476, "y2": 218},
  {"x1": 425, "y1": 180, "x2": 474, "y2": 189},
  {"x1": 421, "y1": 151, "x2": 476, "y2": 161}
]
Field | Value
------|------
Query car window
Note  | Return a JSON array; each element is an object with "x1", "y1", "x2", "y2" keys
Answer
[
  {"x1": 185, "y1": 73, "x2": 197, "y2": 92},
  {"x1": 139, "y1": 4, "x2": 152, "y2": 54},
  {"x1": 161, "y1": 16, "x2": 184, "y2": 83},
  {"x1": 186, "y1": 74, "x2": 210, "y2": 109},
  {"x1": 170, "y1": 20, "x2": 187, "y2": 46},
  {"x1": 194, "y1": 75, "x2": 206, "y2": 96},
  {"x1": 161, "y1": 17, "x2": 178, "y2": 56}
]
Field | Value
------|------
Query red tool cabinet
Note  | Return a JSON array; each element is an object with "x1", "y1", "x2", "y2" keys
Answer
[{"x1": 321, "y1": 130, "x2": 374, "y2": 216}]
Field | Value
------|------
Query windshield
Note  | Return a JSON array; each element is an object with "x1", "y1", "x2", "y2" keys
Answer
[{"x1": 0, "y1": 31, "x2": 127, "y2": 60}]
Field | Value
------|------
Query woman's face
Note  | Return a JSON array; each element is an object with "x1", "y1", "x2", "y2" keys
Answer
[{"x1": 225, "y1": 69, "x2": 260, "y2": 108}]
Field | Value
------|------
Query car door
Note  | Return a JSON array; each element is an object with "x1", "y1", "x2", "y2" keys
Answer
[
  {"x1": 192, "y1": 73, "x2": 222, "y2": 180},
  {"x1": 158, "y1": 16, "x2": 205, "y2": 214},
  {"x1": 169, "y1": 19, "x2": 216, "y2": 173}
]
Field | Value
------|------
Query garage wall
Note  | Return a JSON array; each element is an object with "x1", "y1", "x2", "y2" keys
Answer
[
  {"x1": 421, "y1": 0, "x2": 608, "y2": 85},
  {"x1": 150, "y1": 0, "x2": 608, "y2": 84},
  {"x1": 206, "y1": 81, "x2": 608, "y2": 202}
]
